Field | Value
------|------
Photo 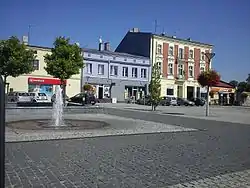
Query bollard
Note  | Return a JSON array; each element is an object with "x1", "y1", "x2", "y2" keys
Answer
[{"x1": 0, "y1": 76, "x2": 5, "y2": 188}]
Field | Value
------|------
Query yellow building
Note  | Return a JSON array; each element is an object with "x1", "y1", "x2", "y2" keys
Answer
[
  {"x1": 6, "y1": 45, "x2": 82, "y2": 97},
  {"x1": 116, "y1": 28, "x2": 213, "y2": 99}
]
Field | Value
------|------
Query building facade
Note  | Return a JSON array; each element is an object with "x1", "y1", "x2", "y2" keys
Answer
[
  {"x1": 82, "y1": 45, "x2": 151, "y2": 102},
  {"x1": 6, "y1": 45, "x2": 81, "y2": 97},
  {"x1": 116, "y1": 28, "x2": 213, "y2": 99}
]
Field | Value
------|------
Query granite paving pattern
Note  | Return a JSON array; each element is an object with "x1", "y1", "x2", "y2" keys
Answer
[
  {"x1": 5, "y1": 107, "x2": 250, "y2": 187},
  {"x1": 6, "y1": 114, "x2": 196, "y2": 142}
]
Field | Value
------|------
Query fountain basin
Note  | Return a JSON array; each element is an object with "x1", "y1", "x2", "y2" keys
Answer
[{"x1": 6, "y1": 119, "x2": 109, "y2": 130}]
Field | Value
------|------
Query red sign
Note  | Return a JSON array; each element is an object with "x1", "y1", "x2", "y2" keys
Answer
[{"x1": 28, "y1": 77, "x2": 67, "y2": 85}]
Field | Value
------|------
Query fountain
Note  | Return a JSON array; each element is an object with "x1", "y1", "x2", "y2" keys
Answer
[
  {"x1": 52, "y1": 85, "x2": 64, "y2": 127},
  {"x1": 6, "y1": 86, "x2": 108, "y2": 131}
]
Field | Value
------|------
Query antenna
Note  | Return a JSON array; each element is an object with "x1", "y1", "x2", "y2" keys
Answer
[
  {"x1": 154, "y1": 20, "x2": 160, "y2": 34},
  {"x1": 28, "y1": 25, "x2": 31, "y2": 44},
  {"x1": 99, "y1": 36, "x2": 102, "y2": 44}
]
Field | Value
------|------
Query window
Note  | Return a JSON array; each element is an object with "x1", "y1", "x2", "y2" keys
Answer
[
  {"x1": 98, "y1": 64, "x2": 104, "y2": 75},
  {"x1": 188, "y1": 66, "x2": 193, "y2": 77},
  {"x1": 178, "y1": 48, "x2": 184, "y2": 59},
  {"x1": 141, "y1": 68, "x2": 147, "y2": 78},
  {"x1": 157, "y1": 44, "x2": 162, "y2": 54},
  {"x1": 133, "y1": 59, "x2": 136, "y2": 63},
  {"x1": 88, "y1": 53, "x2": 91, "y2": 57},
  {"x1": 178, "y1": 64, "x2": 183, "y2": 75},
  {"x1": 113, "y1": 57, "x2": 116, "y2": 60},
  {"x1": 157, "y1": 62, "x2": 162, "y2": 74},
  {"x1": 169, "y1": 46, "x2": 174, "y2": 56},
  {"x1": 100, "y1": 55, "x2": 103, "y2": 58},
  {"x1": 32, "y1": 60, "x2": 39, "y2": 70},
  {"x1": 200, "y1": 67, "x2": 205, "y2": 73},
  {"x1": 166, "y1": 88, "x2": 174, "y2": 96},
  {"x1": 86, "y1": 63, "x2": 92, "y2": 74},
  {"x1": 189, "y1": 50, "x2": 193, "y2": 59},
  {"x1": 143, "y1": 60, "x2": 145, "y2": 63},
  {"x1": 201, "y1": 52, "x2": 205, "y2": 61},
  {"x1": 110, "y1": 65, "x2": 118, "y2": 76},
  {"x1": 168, "y1": 63, "x2": 173, "y2": 75},
  {"x1": 124, "y1": 58, "x2": 127, "y2": 61},
  {"x1": 132, "y1": 67, "x2": 138, "y2": 78},
  {"x1": 122, "y1": 67, "x2": 128, "y2": 77}
]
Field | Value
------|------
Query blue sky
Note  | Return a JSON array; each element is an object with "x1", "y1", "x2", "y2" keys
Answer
[{"x1": 0, "y1": 0, "x2": 249, "y2": 82}]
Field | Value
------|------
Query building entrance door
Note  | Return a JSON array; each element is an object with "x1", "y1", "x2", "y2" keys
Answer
[{"x1": 98, "y1": 86, "x2": 103, "y2": 99}]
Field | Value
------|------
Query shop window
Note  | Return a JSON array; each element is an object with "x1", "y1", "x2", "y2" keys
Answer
[{"x1": 32, "y1": 60, "x2": 39, "y2": 70}]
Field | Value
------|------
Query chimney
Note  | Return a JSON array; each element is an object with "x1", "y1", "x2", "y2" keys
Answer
[
  {"x1": 22, "y1": 36, "x2": 28, "y2": 45},
  {"x1": 129, "y1": 28, "x2": 140, "y2": 33},
  {"x1": 104, "y1": 42, "x2": 110, "y2": 51},
  {"x1": 98, "y1": 37, "x2": 103, "y2": 51}
]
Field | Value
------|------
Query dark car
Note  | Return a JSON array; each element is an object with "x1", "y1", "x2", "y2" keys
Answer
[
  {"x1": 69, "y1": 93, "x2": 96, "y2": 105},
  {"x1": 190, "y1": 98, "x2": 206, "y2": 106},
  {"x1": 159, "y1": 96, "x2": 171, "y2": 106},
  {"x1": 136, "y1": 95, "x2": 152, "y2": 105},
  {"x1": 51, "y1": 94, "x2": 69, "y2": 103},
  {"x1": 177, "y1": 98, "x2": 195, "y2": 106}
]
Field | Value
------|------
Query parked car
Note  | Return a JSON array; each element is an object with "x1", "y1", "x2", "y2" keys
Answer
[
  {"x1": 159, "y1": 97, "x2": 171, "y2": 106},
  {"x1": 29, "y1": 92, "x2": 49, "y2": 102},
  {"x1": 177, "y1": 98, "x2": 195, "y2": 106},
  {"x1": 68, "y1": 92, "x2": 96, "y2": 105},
  {"x1": 136, "y1": 95, "x2": 151, "y2": 105},
  {"x1": 168, "y1": 96, "x2": 178, "y2": 106},
  {"x1": 51, "y1": 94, "x2": 69, "y2": 103},
  {"x1": 7, "y1": 92, "x2": 31, "y2": 102},
  {"x1": 190, "y1": 98, "x2": 206, "y2": 106}
]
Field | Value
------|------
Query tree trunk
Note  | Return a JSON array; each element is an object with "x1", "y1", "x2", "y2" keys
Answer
[{"x1": 206, "y1": 86, "x2": 209, "y2": 116}]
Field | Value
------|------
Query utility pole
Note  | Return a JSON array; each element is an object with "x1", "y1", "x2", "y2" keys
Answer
[{"x1": 28, "y1": 25, "x2": 31, "y2": 44}]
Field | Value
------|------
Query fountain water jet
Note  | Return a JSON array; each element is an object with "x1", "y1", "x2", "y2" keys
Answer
[{"x1": 52, "y1": 85, "x2": 64, "y2": 127}]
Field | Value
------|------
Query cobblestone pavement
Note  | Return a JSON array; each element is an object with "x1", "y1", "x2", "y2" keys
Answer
[
  {"x1": 100, "y1": 103, "x2": 250, "y2": 125},
  {"x1": 5, "y1": 108, "x2": 250, "y2": 187},
  {"x1": 6, "y1": 114, "x2": 195, "y2": 142}
]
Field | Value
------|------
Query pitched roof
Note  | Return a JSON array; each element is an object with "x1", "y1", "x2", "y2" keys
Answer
[{"x1": 212, "y1": 80, "x2": 234, "y2": 88}]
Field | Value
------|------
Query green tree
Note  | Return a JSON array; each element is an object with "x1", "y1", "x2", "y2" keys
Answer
[
  {"x1": 229, "y1": 80, "x2": 238, "y2": 88},
  {"x1": 44, "y1": 36, "x2": 83, "y2": 103},
  {"x1": 198, "y1": 70, "x2": 220, "y2": 116},
  {"x1": 0, "y1": 36, "x2": 36, "y2": 92},
  {"x1": 149, "y1": 63, "x2": 161, "y2": 111},
  {"x1": 246, "y1": 74, "x2": 250, "y2": 83}
]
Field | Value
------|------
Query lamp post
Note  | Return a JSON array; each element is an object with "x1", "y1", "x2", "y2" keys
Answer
[
  {"x1": 204, "y1": 52, "x2": 215, "y2": 116},
  {"x1": 0, "y1": 76, "x2": 5, "y2": 188}
]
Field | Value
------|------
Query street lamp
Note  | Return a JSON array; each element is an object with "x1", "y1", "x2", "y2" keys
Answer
[
  {"x1": 0, "y1": 76, "x2": 5, "y2": 188},
  {"x1": 204, "y1": 52, "x2": 215, "y2": 116},
  {"x1": 205, "y1": 52, "x2": 215, "y2": 70}
]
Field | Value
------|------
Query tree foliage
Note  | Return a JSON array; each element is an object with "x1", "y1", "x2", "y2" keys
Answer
[
  {"x1": 246, "y1": 74, "x2": 250, "y2": 83},
  {"x1": 229, "y1": 80, "x2": 238, "y2": 88},
  {"x1": 44, "y1": 36, "x2": 83, "y2": 83},
  {"x1": 197, "y1": 70, "x2": 220, "y2": 87},
  {"x1": 149, "y1": 63, "x2": 161, "y2": 110},
  {"x1": 0, "y1": 36, "x2": 36, "y2": 82}
]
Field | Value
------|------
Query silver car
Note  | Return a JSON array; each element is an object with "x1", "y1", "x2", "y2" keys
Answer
[
  {"x1": 7, "y1": 92, "x2": 31, "y2": 102},
  {"x1": 169, "y1": 96, "x2": 178, "y2": 106}
]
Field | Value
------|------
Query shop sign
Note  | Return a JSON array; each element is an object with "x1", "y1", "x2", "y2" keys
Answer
[{"x1": 28, "y1": 77, "x2": 67, "y2": 85}]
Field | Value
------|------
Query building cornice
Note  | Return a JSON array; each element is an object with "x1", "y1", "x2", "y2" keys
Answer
[{"x1": 152, "y1": 35, "x2": 213, "y2": 48}]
